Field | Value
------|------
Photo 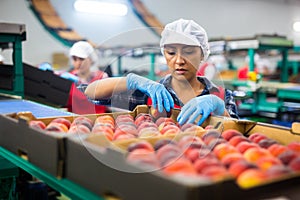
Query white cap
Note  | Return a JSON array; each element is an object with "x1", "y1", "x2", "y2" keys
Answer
[
  {"x1": 160, "y1": 19, "x2": 210, "y2": 60},
  {"x1": 70, "y1": 41, "x2": 98, "y2": 63},
  {"x1": 0, "y1": 54, "x2": 4, "y2": 62}
]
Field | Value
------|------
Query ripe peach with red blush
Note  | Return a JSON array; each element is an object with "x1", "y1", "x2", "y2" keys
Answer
[
  {"x1": 201, "y1": 165, "x2": 231, "y2": 181},
  {"x1": 72, "y1": 116, "x2": 93, "y2": 131},
  {"x1": 160, "y1": 124, "x2": 180, "y2": 135},
  {"x1": 237, "y1": 168, "x2": 268, "y2": 188},
  {"x1": 213, "y1": 143, "x2": 239, "y2": 160},
  {"x1": 236, "y1": 141, "x2": 259, "y2": 153},
  {"x1": 46, "y1": 122, "x2": 68, "y2": 132},
  {"x1": 134, "y1": 113, "x2": 152, "y2": 127},
  {"x1": 194, "y1": 157, "x2": 222, "y2": 174},
  {"x1": 243, "y1": 147, "x2": 273, "y2": 163},
  {"x1": 202, "y1": 130, "x2": 222, "y2": 145},
  {"x1": 68, "y1": 124, "x2": 90, "y2": 134},
  {"x1": 287, "y1": 141, "x2": 300, "y2": 154},
  {"x1": 256, "y1": 156, "x2": 283, "y2": 171},
  {"x1": 222, "y1": 129, "x2": 243, "y2": 141},
  {"x1": 267, "y1": 144, "x2": 288, "y2": 157},
  {"x1": 156, "y1": 144, "x2": 182, "y2": 167},
  {"x1": 127, "y1": 140, "x2": 154, "y2": 153},
  {"x1": 258, "y1": 138, "x2": 278, "y2": 149},
  {"x1": 29, "y1": 120, "x2": 46, "y2": 130},
  {"x1": 229, "y1": 135, "x2": 250, "y2": 147},
  {"x1": 163, "y1": 157, "x2": 197, "y2": 176},
  {"x1": 288, "y1": 157, "x2": 300, "y2": 172},
  {"x1": 154, "y1": 139, "x2": 177, "y2": 151},
  {"x1": 52, "y1": 117, "x2": 71, "y2": 129},
  {"x1": 248, "y1": 133, "x2": 268, "y2": 143},
  {"x1": 228, "y1": 160, "x2": 257, "y2": 178},
  {"x1": 277, "y1": 150, "x2": 298, "y2": 165},
  {"x1": 221, "y1": 152, "x2": 244, "y2": 168}
]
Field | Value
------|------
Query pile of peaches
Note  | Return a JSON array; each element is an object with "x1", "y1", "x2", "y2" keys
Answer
[
  {"x1": 126, "y1": 129, "x2": 300, "y2": 188},
  {"x1": 28, "y1": 113, "x2": 204, "y2": 141}
]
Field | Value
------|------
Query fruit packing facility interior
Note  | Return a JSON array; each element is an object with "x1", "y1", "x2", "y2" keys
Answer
[{"x1": 1, "y1": 0, "x2": 300, "y2": 199}]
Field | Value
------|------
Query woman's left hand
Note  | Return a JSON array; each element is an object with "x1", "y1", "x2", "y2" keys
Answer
[{"x1": 177, "y1": 95, "x2": 225, "y2": 126}]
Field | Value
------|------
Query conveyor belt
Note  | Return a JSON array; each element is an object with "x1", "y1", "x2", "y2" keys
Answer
[{"x1": 0, "y1": 99, "x2": 72, "y2": 118}]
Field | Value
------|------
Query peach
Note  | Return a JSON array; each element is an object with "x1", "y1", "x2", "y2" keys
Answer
[
  {"x1": 160, "y1": 124, "x2": 180, "y2": 135},
  {"x1": 229, "y1": 135, "x2": 250, "y2": 147},
  {"x1": 266, "y1": 165, "x2": 292, "y2": 179},
  {"x1": 156, "y1": 144, "x2": 182, "y2": 167},
  {"x1": 178, "y1": 135, "x2": 205, "y2": 149},
  {"x1": 134, "y1": 113, "x2": 153, "y2": 127},
  {"x1": 113, "y1": 128, "x2": 136, "y2": 141},
  {"x1": 163, "y1": 157, "x2": 197, "y2": 176},
  {"x1": 155, "y1": 117, "x2": 175, "y2": 127},
  {"x1": 287, "y1": 141, "x2": 300, "y2": 154},
  {"x1": 94, "y1": 115, "x2": 115, "y2": 126},
  {"x1": 248, "y1": 133, "x2": 268, "y2": 143},
  {"x1": 213, "y1": 143, "x2": 239, "y2": 160},
  {"x1": 127, "y1": 149, "x2": 158, "y2": 168},
  {"x1": 228, "y1": 160, "x2": 257, "y2": 178},
  {"x1": 92, "y1": 125, "x2": 114, "y2": 136},
  {"x1": 258, "y1": 138, "x2": 278, "y2": 149},
  {"x1": 193, "y1": 157, "x2": 222, "y2": 173},
  {"x1": 115, "y1": 125, "x2": 138, "y2": 136},
  {"x1": 222, "y1": 129, "x2": 243, "y2": 141},
  {"x1": 288, "y1": 157, "x2": 300, "y2": 172},
  {"x1": 137, "y1": 121, "x2": 158, "y2": 132},
  {"x1": 204, "y1": 125, "x2": 214, "y2": 130},
  {"x1": 138, "y1": 127, "x2": 161, "y2": 138},
  {"x1": 158, "y1": 121, "x2": 177, "y2": 132},
  {"x1": 277, "y1": 150, "x2": 298, "y2": 165},
  {"x1": 243, "y1": 147, "x2": 273, "y2": 163},
  {"x1": 256, "y1": 157, "x2": 283, "y2": 171},
  {"x1": 150, "y1": 107, "x2": 170, "y2": 120},
  {"x1": 220, "y1": 152, "x2": 244, "y2": 168},
  {"x1": 237, "y1": 168, "x2": 268, "y2": 188},
  {"x1": 115, "y1": 114, "x2": 134, "y2": 125},
  {"x1": 46, "y1": 122, "x2": 68, "y2": 133},
  {"x1": 29, "y1": 120, "x2": 46, "y2": 130},
  {"x1": 68, "y1": 124, "x2": 91, "y2": 134},
  {"x1": 153, "y1": 139, "x2": 177, "y2": 151},
  {"x1": 92, "y1": 131, "x2": 113, "y2": 141},
  {"x1": 202, "y1": 130, "x2": 222, "y2": 145},
  {"x1": 267, "y1": 144, "x2": 288, "y2": 157},
  {"x1": 201, "y1": 165, "x2": 231, "y2": 181},
  {"x1": 185, "y1": 148, "x2": 215, "y2": 163},
  {"x1": 182, "y1": 124, "x2": 204, "y2": 134},
  {"x1": 72, "y1": 116, "x2": 93, "y2": 131},
  {"x1": 127, "y1": 140, "x2": 154, "y2": 152},
  {"x1": 236, "y1": 141, "x2": 259, "y2": 154},
  {"x1": 52, "y1": 117, "x2": 71, "y2": 129},
  {"x1": 207, "y1": 138, "x2": 227, "y2": 150}
]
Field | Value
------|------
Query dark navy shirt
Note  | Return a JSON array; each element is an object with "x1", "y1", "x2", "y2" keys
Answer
[{"x1": 80, "y1": 74, "x2": 239, "y2": 119}]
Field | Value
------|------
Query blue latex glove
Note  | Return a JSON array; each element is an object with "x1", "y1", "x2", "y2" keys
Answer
[
  {"x1": 177, "y1": 95, "x2": 225, "y2": 126},
  {"x1": 60, "y1": 72, "x2": 79, "y2": 83},
  {"x1": 38, "y1": 62, "x2": 53, "y2": 71},
  {"x1": 126, "y1": 73, "x2": 174, "y2": 112}
]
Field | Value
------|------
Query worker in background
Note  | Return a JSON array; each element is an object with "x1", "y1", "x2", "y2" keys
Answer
[
  {"x1": 0, "y1": 53, "x2": 4, "y2": 64},
  {"x1": 64, "y1": 41, "x2": 109, "y2": 114},
  {"x1": 83, "y1": 19, "x2": 238, "y2": 125}
]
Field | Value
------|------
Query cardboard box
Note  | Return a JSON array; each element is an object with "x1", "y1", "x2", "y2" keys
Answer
[{"x1": 65, "y1": 105, "x2": 300, "y2": 199}]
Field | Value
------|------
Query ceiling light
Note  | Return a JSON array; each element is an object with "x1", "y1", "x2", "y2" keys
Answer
[
  {"x1": 293, "y1": 21, "x2": 300, "y2": 32},
  {"x1": 74, "y1": 0, "x2": 128, "y2": 16}
]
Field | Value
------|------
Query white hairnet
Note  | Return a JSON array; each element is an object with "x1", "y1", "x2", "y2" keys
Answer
[
  {"x1": 160, "y1": 18, "x2": 210, "y2": 61},
  {"x1": 70, "y1": 41, "x2": 98, "y2": 64}
]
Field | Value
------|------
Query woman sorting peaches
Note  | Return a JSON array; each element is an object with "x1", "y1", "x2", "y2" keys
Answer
[{"x1": 83, "y1": 18, "x2": 239, "y2": 125}]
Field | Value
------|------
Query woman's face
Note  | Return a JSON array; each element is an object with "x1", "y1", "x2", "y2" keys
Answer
[
  {"x1": 163, "y1": 44, "x2": 202, "y2": 82},
  {"x1": 72, "y1": 56, "x2": 92, "y2": 74}
]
